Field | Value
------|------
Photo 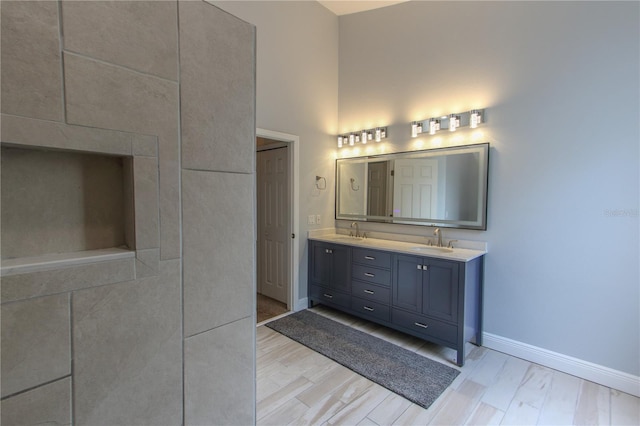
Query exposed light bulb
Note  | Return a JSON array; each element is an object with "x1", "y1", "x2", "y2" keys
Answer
[
  {"x1": 349, "y1": 133, "x2": 355, "y2": 146},
  {"x1": 338, "y1": 135, "x2": 343, "y2": 148},
  {"x1": 367, "y1": 131, "x2": 373, "y2": 141},
  {"x1": 375, "y1": 128, "x2": 381, "y2": 142},
  {"x1": 355, "y1": 133, "x2": 360, "y2": 143},
  {"x1": 380, "y1": 128, "x2": 386, "y2": 138},
  {"x1": 361, "y1": 130, "x2": 367, "y2": 144}
]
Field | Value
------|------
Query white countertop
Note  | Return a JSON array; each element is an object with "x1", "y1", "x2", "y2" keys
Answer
[{"x1": 308, "y1": 232, "x2": 486, "y2": 262}]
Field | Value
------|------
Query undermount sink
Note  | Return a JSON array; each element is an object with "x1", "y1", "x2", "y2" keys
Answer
[{"x1": 410, "y1": 246, "x2": 454, "y2": 253}]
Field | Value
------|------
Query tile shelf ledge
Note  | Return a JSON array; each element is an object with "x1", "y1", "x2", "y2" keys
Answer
[{"x1": 0, "y1": 247, "x2": 135, "y2": 277}]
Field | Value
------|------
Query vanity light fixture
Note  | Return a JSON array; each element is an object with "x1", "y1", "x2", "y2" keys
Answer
[
  {"x1": 411, "y1": 121, "x2": 423, "y2": 138},
  {"x1": 449, "y1": 114, "x2": 460, "y2": 131},
  {"x1": 413, "y1": 109, "x2": 484, "y2": 136},
  {"x1": 337, "y1": 127, "x2": 388, "y2": 148},
  {"x1": 470, "y1": 109, "x2": 482, "y2": 128},
  {"x1": 429, "y1": 118, "x2": 440, "y2": 135}
]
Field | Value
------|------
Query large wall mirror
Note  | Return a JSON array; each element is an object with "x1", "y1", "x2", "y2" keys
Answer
[{"x1": 336, "y1": 143, "x2": 489, "y2": 230}]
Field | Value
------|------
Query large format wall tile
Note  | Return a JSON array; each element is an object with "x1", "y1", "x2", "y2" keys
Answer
[
  {"x1": 61, "y1": 0, "x2": 178, "y2": 81},
  {"x1": 179, "y1": 0, "x2": 256, "y2": 173},
  {"x1": 0, "y1": 377, "x2": 71, "y2": 426},
  {"x1": 0, "y1": 294, "x2": 70, "y2": 397},
  {"x1": 73, "y1": 260, "x2": 182, "y2": 425},
  {"x1": 64, "y1": 52, "x2": 180, "y2": 260},
  {"x1": 182, "y1": 169, "x2": 255, "y2": 337},
  {"x1": 0, "y1": 114, "x2": 132, "y2": 156},
  {"x1": 184, "y1": 317, "x2": 255, "y2": 425},
  {"x1": 133, "y1": 156, "x2": 160, "y2": 250},
  {"x1": 0, "y1": 1, "x2": 63, "y2": 121},
  {"x1": 0, "y1": 258, "x2": 135, "y2": 304}
]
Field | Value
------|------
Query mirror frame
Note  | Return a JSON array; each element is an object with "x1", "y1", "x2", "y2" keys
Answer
[{"x1": 336, "y1": 142, "x2": 489, "y2": 230}]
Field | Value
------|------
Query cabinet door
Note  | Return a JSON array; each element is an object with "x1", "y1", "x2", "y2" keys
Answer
[
  {"x1": 330, "y1": 244, "x2": 351, "y2": 291},
  {"x1": 310, "y1": 242, "x2": 332, "y2": 285},
  {"x1": 392, "y1": 254, "x2": 422, "y2": 312},
  {"x1": 423, "y1": 259, "x2": 459, "y2": 323}
]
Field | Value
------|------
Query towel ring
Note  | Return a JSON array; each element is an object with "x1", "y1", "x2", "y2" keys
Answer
[{"x1": 315, "y1": 176, "x2": 327, "y2": 190}]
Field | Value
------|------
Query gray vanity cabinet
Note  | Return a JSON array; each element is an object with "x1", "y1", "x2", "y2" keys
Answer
[
  {"x1": 308, "y1": 241, "x2": 351, "y2": 308},
  {"x1": 392, "y1": 254, "x2": 459, "y2": 323},
  {"x1": 308, "y1": 239, "x2": 483, "y2": 366}
]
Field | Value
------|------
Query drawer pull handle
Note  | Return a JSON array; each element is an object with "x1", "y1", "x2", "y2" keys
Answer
[
  {"x1": 363, "y1": 289, "x2": 375, "y2": 294},
  {"x1": 364, "y1": 272, "x2": 375, "y2": 277},
  {"x1": 364, "y1": 256, "x2": 375, "y2": 260},
  {"x1": 323, "y1": 293, "x2": 333, "y2": 299},
  {"x1": 363, "y1": 306, "x2": 374, "y2": 312},
  {"x1": 414, "y1": 322, "x2": 429, "y2": 329}
]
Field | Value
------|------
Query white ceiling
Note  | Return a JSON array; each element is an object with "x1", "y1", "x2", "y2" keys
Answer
[{"x1": 318, "y1": 1, "x2": 409, "y2": 16}]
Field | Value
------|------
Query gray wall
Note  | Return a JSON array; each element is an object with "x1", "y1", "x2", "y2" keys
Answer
[
  {"x1": 337, "y1": 1, "x2": 639, "y2": 376},
  {"x1": 0, "y1": 1, "x2": 255, "y2": 424}
]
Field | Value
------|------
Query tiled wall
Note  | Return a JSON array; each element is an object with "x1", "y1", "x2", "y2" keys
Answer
[{"x1": 0, "y1": 1, "x2": 255, "y2": 424}]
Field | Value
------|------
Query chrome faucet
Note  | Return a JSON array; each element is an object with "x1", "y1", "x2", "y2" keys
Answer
[
  {"x1": 351, "y1": 222, "x2": 360, "y2": 238},
  {"x1": 434, "y1": 228, "x2": 443, "y2": 247}
]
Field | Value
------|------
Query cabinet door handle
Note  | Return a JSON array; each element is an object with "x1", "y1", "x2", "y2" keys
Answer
[
  {"x1": 364, "y1": 272, "x2": 375, "y2": 277},
  {"x1": 414, "y1": 322, "x2": 429, "y2": 329},
  {"x1": 363, "y1": 306, "x2": 374, "y2": 312},
  {"x1": 364, "y1": 256, "x2": 375, "y2": 260},
  {"x1": 323, "y1": 293, "x2": 333, "y2": 299},
  {"x1": 363, "y1": 289, "x2": 375, "y2": 294}
]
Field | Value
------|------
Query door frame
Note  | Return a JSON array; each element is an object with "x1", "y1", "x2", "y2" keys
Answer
[{"x1": 256, "y1": 128, "x2": 299, "y2": 311}]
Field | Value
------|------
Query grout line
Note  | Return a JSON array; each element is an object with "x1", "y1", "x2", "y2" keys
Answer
[
  {"x1": 61, "y1": 49, "x2": 179, "y2": 85},
  {"x1": 0, "y1": 375, "x2": 72, "y2": 402},
  {"x1": 57, "y1": 0, "x2": 67, "y2": 124}
]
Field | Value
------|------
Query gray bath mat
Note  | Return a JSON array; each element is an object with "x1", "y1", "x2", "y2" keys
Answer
[{"x1": 266, "y1": 309, "x2": 459, "y2": 409}]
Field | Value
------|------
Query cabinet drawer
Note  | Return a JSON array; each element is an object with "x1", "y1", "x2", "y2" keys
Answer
[
  {"x1": 309, "y1": 285, "x2": 350, "y2": 309},
  {"x1": 351, "y1": 264, "x2": 391, "y2": 287},
  {"x1": 352, "y1": 248, "x2": 391, "y2": 269},
  {"x1": 351, "y1": 297, "x2": 390, "y2": 322},
  {"x1": 392, "y1": 309, "x2": 457, "y2": 345},
  {"x1": 351, "y1": 280, "x2": 390, "y2": 304}
]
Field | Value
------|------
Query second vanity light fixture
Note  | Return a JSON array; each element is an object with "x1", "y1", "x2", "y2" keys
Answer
[
  {"x1": 337, "y1": 127, "x2": 387, "y2": 148},
  {"x1": 411, "y1": 109, "x2": 484, "y2": 137}
]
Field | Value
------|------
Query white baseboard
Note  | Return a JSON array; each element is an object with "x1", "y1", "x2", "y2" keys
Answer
[
  {"x1": 294, "y1": 297, "x2": 308, "y2": 312},
  {"x1": 483, "y1": 332, "x2": 640, "y2": 397}
]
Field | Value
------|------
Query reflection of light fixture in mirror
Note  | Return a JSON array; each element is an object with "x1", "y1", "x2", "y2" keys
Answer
[
  {"x1": 349, "y1": 133, "x2": 355, "y2": 146},
  {"x1": 449, "y1": 114, "x2": 460, "y2": 131},
  {"x1": 361, "y1": 130, "x2": 368, "y2": 144},
  {"x1": 411, "y1": 121, "x2": 423, "y2": 138},
  {"x1": 337, "y1": 135, "x2": 343, "y2": 148},
  {"x1": 429, "y1": 118, "x2": 440, "y2": 135},
  {"x1": 470, "y1": 110, "x2": 482, "y2": 128}
]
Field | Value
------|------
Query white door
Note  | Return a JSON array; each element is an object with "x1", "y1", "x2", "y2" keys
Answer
[
  {"x1": 257, "y1": 146, "x2": 290, "y2": 304},
  {"x1": 393, "y1": 159, "x2": 438, "y2": 222}
]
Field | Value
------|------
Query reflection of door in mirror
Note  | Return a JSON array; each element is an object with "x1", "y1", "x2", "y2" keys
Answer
[
  {"x1": 393, "y1": 159, "x2": 438, "y2": 222},
  {"x1": 367, "y1": 161, "x2": 388, "y2": 217}
]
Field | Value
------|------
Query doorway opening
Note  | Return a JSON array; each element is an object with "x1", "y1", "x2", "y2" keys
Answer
[{"x1": 255, "y1": 129, "x2": 299, "y2": 324}]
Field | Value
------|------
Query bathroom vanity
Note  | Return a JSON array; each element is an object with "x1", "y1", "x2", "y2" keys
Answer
[{"x1": 308, "y1": 234, "x2": 485, "y2": 366}]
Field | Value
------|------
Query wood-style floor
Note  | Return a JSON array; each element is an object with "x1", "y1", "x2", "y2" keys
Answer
[
  {"x1": 257, "y1": 305, "x2": 639, "y2": 425},
  {"x1": 257, "y1": 293, "x2": 289, "y2": 324}
]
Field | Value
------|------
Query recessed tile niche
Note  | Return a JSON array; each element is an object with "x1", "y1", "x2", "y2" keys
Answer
[
  {"x1": 0, "y1": 114, "x2": 159, "y2": 296},
  {"x1": 1, "y1": 146, "x2": 133, "y2": 259}
]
